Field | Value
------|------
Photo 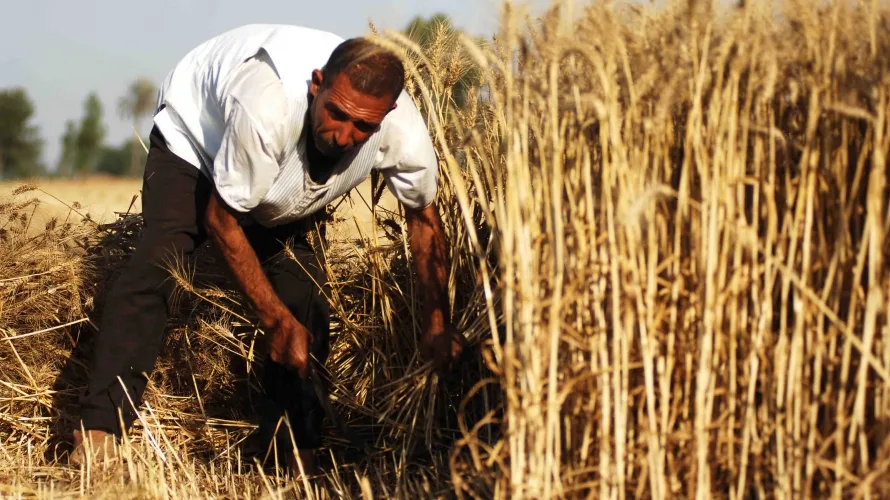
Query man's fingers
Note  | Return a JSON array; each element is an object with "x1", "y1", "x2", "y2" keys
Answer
[{"x1": 269, "y1": 349, "x2": 283, "y2": 365}]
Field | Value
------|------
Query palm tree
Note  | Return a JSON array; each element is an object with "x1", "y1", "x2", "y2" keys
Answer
[{"x1": 118, "y1": 78, "x2": 157, "y2": 176}]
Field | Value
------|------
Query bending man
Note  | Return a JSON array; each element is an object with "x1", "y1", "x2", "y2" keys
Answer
[{"x1": 72, "y1": 23, "x2": 464, "y2": 476}]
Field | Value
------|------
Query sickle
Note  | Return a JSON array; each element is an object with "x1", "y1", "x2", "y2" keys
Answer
[{"x1": 307, "y1": 357, "x2": 372, "y2": 454}]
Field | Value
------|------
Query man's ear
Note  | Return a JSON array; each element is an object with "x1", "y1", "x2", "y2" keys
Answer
[{"x1": 309, "y1": 69, "x2": 323, "y2": 98}]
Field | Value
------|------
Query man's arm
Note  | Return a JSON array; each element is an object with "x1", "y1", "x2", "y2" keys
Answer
[
  {"x1": 203, "y1": 51, "x2": 314, "y2": 375},
  {"x1": 405, "y1": 202, "x2": 464, "y2": 372},
  {"x1": 205, "y1": 190, "x2": 313, "y2": 377},
  {"x1": 205, "y1": 190, "x2": 286, "y2": 325},
  {"x1": 406, "y1": 203, "x2": 449, "y2": 330}
]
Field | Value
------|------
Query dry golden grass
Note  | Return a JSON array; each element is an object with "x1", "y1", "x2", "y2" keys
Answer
[
  {"x1": 0, "y1": 176, "x2": 143, "y2": 227},
  {"x1": 2, "y1": 0, "x2": 890, "y2": 498}
]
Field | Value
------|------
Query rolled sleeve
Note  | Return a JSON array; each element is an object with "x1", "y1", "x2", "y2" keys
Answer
[
  {"x1": 381, "y1": 98, "x2": 439, "y2": 210},
  {"x1": 212, "y1": 101, "x2": 280, "y2": 212},
  {"x1": 211, "y1": 52, "x2": 286, "y2": 213}
]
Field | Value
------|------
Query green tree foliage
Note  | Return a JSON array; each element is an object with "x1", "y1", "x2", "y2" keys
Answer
[
  {"x1": 73, "y1": 93, "x2": 105, "y2": 176},
  {"x1": 404, "y1": 13, "x2": 452, "y2": 48},
  {"x1": 96, "y1": 138, "x2": 146, "y2": 177},
  {"x1": 58, "y1": 120, "x2": 78, "y2": 177},
  {"x1": 0, "y1": 88, "x2": 44, "y2": 179},
  {"x1": 403, "y1": 14, "x2": 483, "y2": 108},
  {"x1": 118, "y1": 78, "x2": 157, "y2": 176}
]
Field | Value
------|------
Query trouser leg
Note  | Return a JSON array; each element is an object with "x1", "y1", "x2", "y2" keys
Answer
[
  {"x1": 79, "y1": 126, "x2": 211, "y2": 436},
  {"x1": 246, "y1": 221, "x2": 331, "y2": 452}
]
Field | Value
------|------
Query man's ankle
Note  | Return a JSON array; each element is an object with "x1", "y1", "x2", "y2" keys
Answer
[{"x1": 70, "y1": 429, "x2": 121, "y2": 467}]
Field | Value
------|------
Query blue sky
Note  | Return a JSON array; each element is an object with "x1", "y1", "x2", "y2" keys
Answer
[{"x1": 0, "y1": 0, "x2": 554, "y2": 171}]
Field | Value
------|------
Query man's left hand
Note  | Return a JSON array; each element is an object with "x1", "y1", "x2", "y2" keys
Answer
[{"x1": 420, "y1": 324, "x2": 465, "y2": 375}]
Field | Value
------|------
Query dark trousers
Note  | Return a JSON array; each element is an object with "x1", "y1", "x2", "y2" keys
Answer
[{"x1": 79, "y1": 125, "x2": 330, "y2": 450}]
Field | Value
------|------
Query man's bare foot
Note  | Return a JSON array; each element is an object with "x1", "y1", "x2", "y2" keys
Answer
[
  {"x1": 286, "y1": 449, "x2": 319, "y2": 478},
  {"x1": 69, "y1": 429, "x2": 120, "y2": 467}
]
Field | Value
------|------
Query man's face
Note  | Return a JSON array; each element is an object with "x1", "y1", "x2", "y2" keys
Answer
[{"x1": 308, "y1": 69, "x2": 396, "y2": 159}]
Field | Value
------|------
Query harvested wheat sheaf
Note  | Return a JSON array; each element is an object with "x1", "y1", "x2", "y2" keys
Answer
[{"x1": 3, "y1": 0, "x2": 890, "y2": 498}]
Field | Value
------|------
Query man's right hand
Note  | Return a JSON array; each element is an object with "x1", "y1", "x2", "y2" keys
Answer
[{"x1": 264, "y1": 310, "x2": 313, "y2": 378}]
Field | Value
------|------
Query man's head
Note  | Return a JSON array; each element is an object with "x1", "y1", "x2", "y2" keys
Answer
[{"x1": 308, "y1": 38, "x2": 405, "y2": 159}]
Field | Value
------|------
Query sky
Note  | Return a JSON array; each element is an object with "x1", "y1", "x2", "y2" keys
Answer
[{"x1": 0, "y1": 0, "x2": 553, "y2": 172}]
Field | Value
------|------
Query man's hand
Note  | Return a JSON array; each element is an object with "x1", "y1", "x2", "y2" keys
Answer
[
  {"x1": 265, "y1": 310, "x2": 314, "y2": 378},
  {"x1": 420, "y1": 324, "x2": 465, "y2": 374}
]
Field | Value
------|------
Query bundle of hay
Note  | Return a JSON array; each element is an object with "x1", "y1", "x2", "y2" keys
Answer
[{"x1": 0, "y1": 187, "x2": 97, "y2": 456}]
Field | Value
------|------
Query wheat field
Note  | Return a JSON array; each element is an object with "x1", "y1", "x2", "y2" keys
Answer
[
  {"x1": 2, "y1": 0, "x2": 890, "y2": 498},
  {"x1": 0, "y1": 176, "x2": 142, "y2": 227}
]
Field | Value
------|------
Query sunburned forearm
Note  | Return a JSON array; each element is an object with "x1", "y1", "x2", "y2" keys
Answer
[
  {"x1": 406, "y1": 203, "x2": 450, "y2": 329},
  {"x1": 205, "y1": 191, "x2": 287, "y2": 326}
]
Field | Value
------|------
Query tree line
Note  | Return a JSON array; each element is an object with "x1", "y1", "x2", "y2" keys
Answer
[
  {"x1": 0, "y1": 15, "x2": 478, "y2": 180},
  {"x1": 0, "y1": 79, "x2": 156, "y2": 181}
]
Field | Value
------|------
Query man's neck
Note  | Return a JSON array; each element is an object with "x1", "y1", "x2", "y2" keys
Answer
[
  {"x1": 303, "y1": 106, "x2": 337, "y2": 185},
  {"x1": 306, "y1": 138, "x2": 336, "y2": 185}
]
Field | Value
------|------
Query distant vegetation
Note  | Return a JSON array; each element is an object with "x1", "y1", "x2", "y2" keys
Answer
[{"x1": 0, "y1": 88, "x2": 44, "y2": 179}]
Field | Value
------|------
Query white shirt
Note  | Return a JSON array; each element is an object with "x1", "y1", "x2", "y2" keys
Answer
[{"x1": 151, "y1": 24, "x2": 438, "y2": 226}]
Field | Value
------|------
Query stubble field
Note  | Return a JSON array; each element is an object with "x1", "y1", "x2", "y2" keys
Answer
[{"x1": 0, "y1": 175, "x2": 398, "y2": 242}]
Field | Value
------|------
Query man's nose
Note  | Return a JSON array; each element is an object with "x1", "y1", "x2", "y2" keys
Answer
[
  {"x1": 338, "y1": 125, "x2": 359, "y2": 148},
  {"x1": 334, "y1": 127, "x2": 352, "y2": 148}
]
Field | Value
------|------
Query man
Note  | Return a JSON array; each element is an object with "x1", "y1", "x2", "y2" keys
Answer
[{"x1": 70, "y1": 23, "x2": 464, "y2": 475}]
